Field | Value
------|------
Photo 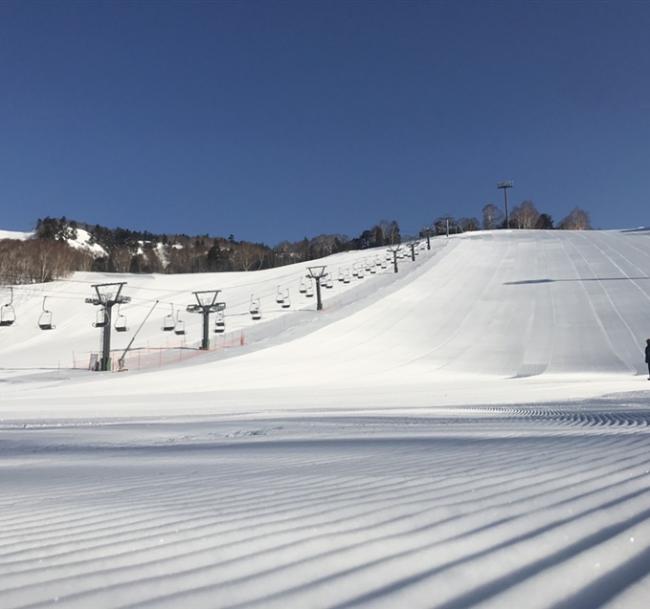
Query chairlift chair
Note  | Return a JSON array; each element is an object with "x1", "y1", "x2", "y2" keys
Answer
[
  {"x1": 299, "y1": 277, "x2": 307, "y2": 294},
  {"x1": 162, "y1": 304, "x2": 175, "y2": 332},
  {"x1": 93, "y1": 308, "x2": 107, "y2": 328},
  {"x1": 174, "y1": 311, "x2": 186, "y2": 336},
  {"x1": 214, "y1": 310, "x2": 226, "y2": 334},
  {"x1": 0, "y1": 287, "x2": 16, "y2": 327},
  {"x1": 37, "y1": 296, "x2": 55, "y2": 330},
  {"x1": 275, "y1": 286, "x2": 285, "y2": 304},
  {"x1": 250, "y1": 296, "x2": 262, "y2": 321},
  {"x1": 281, "y1": 288, "x2": 291, "y2": 309},
  {"x1": 114, "y1": 304, "x2": 128, "y2": 333},
  {"x1": 337, "y1": 268, "x2": 344, "y2": 282},
  {"x1": 343, "y1": 270, "x2": 351, "y2": 284},
  {"x1": 305, "y1": 282, "x2": 314, "y2": 298}
]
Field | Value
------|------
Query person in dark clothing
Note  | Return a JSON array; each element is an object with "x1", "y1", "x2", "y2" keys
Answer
[{"x1": 646, "y1": 339, "x2": 650, "y2": 380}]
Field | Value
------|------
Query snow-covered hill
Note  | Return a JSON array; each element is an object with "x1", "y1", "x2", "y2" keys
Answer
[
  {"x1": 0, "y1": 226, "x2": 108, "y2": 257},
  {"x1": 2, "y1": 229, "x2": 649, "y2": 411},
  {"x1": 1, "y1": 229, "x2": 650, "y2": 609}
]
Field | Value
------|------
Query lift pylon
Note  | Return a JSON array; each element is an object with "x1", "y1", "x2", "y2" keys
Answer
[
  {"x1": 306, "y1": 266, "x2": 328, "y2": 311},
  {"x1": 186, "y1": 290, "x2": 225, "y2": 350},
  {"x1": 85, "y1": 282, "x2": 131, "y2": 371}
]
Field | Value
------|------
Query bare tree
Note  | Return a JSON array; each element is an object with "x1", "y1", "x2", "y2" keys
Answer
[
  {"x1": 510, "y1": 200, "x2": 540, "y2": 229},
  {"x1": 482, "y1": 204, "x2": 503, "y2": 230},
  {"x1": 558, "y1": 207, "x2": 592, "y2": 230}
]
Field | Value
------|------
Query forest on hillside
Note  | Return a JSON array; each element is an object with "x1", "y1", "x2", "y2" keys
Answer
[{"x1": 0, "y1": 203, "x2": 591, "y2": 284}]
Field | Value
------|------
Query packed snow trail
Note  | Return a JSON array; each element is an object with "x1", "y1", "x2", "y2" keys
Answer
[{"x1": 1, "y1": 395, "x2": 649, "y2": 608}]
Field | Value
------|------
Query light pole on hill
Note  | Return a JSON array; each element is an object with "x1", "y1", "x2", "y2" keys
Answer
[{"x1": 497, "y1": 180, "x2": 513, "y2": 228}]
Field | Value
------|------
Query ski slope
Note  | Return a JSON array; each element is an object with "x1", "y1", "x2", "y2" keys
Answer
[
  {"x1": 2, "y1": 228, "x2": 649, "y2": 416},
  {"x1": 1, "y1": 229, "x2": 650, "y2": 609}
]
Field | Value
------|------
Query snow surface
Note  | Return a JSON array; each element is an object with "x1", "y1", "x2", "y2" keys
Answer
[
  {"x1": 0, "y1": 229, "x2": 34, "y2": 241},
  {"x1": 65, "y1": 227, "x2": 108, "y2": 257},
  {"x1": 1, "y1": 229, "x2": 650, "y2": 608}
]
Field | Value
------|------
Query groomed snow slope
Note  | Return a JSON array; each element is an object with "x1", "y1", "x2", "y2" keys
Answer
[
  {"x1": 3, "y1": 228, "x2": 649, "y2": 417},
  {"x1": 1, "y1": 229, "x2": 650, "y2": 609}
]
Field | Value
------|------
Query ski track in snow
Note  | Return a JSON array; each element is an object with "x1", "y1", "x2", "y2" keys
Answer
[{"x1": 1, "y1": 400, "x2": 650, "y2": 609}]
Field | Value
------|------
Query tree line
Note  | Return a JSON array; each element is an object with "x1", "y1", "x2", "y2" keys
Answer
[{"x1": 1, "y1": 204, "x2": 590, "y2": 284}]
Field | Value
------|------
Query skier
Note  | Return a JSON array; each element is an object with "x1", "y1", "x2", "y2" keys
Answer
[{"x1": 646, "y1": 339, "x2": 650, "y2": 380}]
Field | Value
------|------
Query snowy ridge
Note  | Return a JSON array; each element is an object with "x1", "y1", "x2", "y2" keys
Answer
[{"x1": 0, "y1": 228, "x2": 34, "y2": 241}]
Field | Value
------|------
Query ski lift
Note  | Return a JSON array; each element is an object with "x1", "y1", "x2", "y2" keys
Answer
[
  {"x1": 381, "y1": 260, "x2": 387, "y2": 270},
  {"x1": 250, "y1": 296, "x2": 262, "y2": 320},
  {"x1": 38, "y1": 296, "x2": 55, "y2": 331},
  {"x1": 214, "y1": 310, "x2": 225, "y2": 333},
  {"x1": 162, "y1": 304, "x2": 175, "y2": 332},
  {"x1": 281, "y1": 288, "x2": 291, "y2": 309},
  {"x1": 299, "y1": 277, "x2": 307, "y2": 294},
  {"x1": 174, "y1": 311, "x2": 185, "y2": 336},
  {"x1": 343, "y1": 270, "x2": 351, "y2": 284},
  {"x1": 305, "y1": 281, "x2": 314, "y2": 298},
  {"x1": 0, "y1": 287, "x2": 16, "y2": 327},
  {"x1": 93, "y1": 308, "x2": 107, "y2": 328},
  {"x1": 324, "y1": 275, "x2": 333, "y2": 289},
  {"x1": 337, "y1": 268, "x2": 344, "y2": 282},
  {"x1": 114, "y1": 304, "x2": 128, "y2": 333},
  {"x1": 275, "y1": 286, "x2": 285, "y2": 304},
  {"x1": 352, "y1": 266, "x2": 359, "y2": 278}
]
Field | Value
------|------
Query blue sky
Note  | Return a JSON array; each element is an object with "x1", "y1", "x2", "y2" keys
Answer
[{"x1": 1, "y1": 0, "x2": 649, "y2": 242}]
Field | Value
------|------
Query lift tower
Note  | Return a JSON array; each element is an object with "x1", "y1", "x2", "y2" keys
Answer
[
  {"x1": 387, "y1": 245, "x2": 401, "y2": 273},
  {"x1": 186, "y1": 290, "x2": 225, "y2": 350},
  {"x1": 422, "y1": 227, "x2": 432, "y2": 250},
  {"x1": 409, "y1": 241, "x2": 418, "y2": 262},
  {"x1": 85, "y1": 282, "x2": 131, "y2": 371},
  {"x1": 306, "y1": 266, "x2": 328, "y2": 311}
]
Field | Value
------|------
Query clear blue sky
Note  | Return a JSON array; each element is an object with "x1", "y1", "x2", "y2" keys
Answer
[{"x1": 1, "y1": 0, "x2": 649, "y2": 242}]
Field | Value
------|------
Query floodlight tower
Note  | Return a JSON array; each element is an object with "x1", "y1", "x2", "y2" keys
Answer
[
  {"x1": 387, "y1": 245, "x2": 401, "y2": 273},
  {"x1": 85, "y1": 282, "x2": 131, "y2": 371},
  {"x1": 186, "y1": 290, "x2": 225, "y2": 350},
  {"x1": 497, "y1": 180, "x2": 513, "y2": 228},
  {"x1": 306, "y1": 266, "x2": 328, "y2": 311}
]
